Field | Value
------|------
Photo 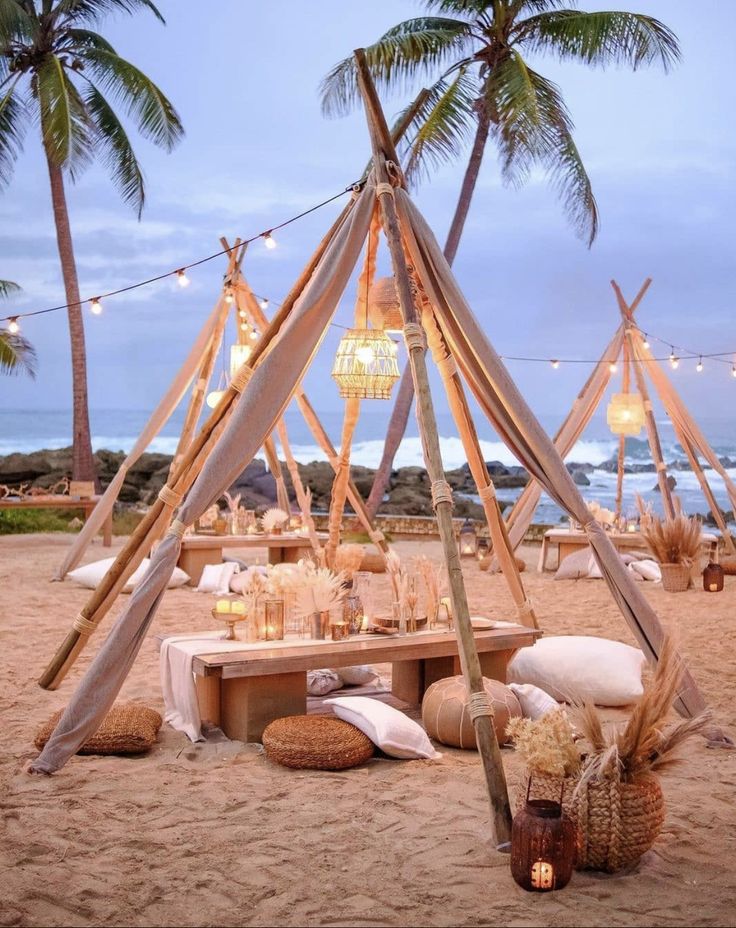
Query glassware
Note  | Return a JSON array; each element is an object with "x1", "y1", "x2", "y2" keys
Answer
[
  {"x1": 263, "y1": 599, "x2": 285, "y2": 641},
  {"x1": 343, "y1": 594, "x2": 363, "y2": 635},
  {"x1": 331, "y1": 622, "x2": 350, "y2": 641}
]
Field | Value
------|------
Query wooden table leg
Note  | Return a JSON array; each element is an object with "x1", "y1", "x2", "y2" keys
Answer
[
  {"x1": 392, "y1": 649, "x2": 513, "y2": 705},
  {"x1": 281, "y1": 545, "x2": 310, "y2": 564},
  {"x1": 268, "y1": 546, "x2": 286, "y2": 565},
  {"x1": 178, "y1": 546, "x2": 221, "y2": 586},
  {"x1": 391, "y1": 659, "x2": 425, "y2": 704},
  {"x1": 478, "y1": 649, "x2": 512, "y2": 684},
  {"x1": 219, "y1": 671, "x2": 307, "y2": 742},
  {"x1": 537, "y1": 536, "x2": 548, "y2": 573},
  {"x1": 196, "y1": 674, "x2": 222, "y2": 727}
]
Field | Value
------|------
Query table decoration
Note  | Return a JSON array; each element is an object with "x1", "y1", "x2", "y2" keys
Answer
[
  {"x1": 212, "y1": 599, "x2": 247, "y2": 640},
  {"x1": 262, "y1": 599, "x2": 285, "y2": 641},
  {"x1": 510, "y1": 780, "x2": 575, "y2": 892},
  {"x1": 293, "y1": 563, "x2": 346, "y2": 640},
  {"x1": 261, "y1": 507, "x2": 289, "y2": 535}
]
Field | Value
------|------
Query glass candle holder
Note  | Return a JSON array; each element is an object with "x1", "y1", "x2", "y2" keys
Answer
[
  {"x1": 331, "y1": 622, "x2": 349, "y2": 642},
  {"x1": 263, "y1": 599, "x2": 285, "y2": 641},
  {"x1": 310, "y1": 610, "x2": 330, "y2": 640},
  {"x1": 343, "y1": 594, "x2": 363, "y2": 635}
]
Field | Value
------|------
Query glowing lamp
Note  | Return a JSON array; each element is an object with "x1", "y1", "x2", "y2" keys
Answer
[
  {"x1": 230, "y1": 343, "x2": 252, "y2": 378},
  {"x1": 206, "y1": 390, "x2": 225, "y2": 409},
  {"x1": 606, "y1": 392, "x2": 645, "y2": 436},
  {"x1": 458, "y1": 518, "x2": 478, "y2": 558},
  {"x1": 332, "y1": 328, "x2": 400, "y2": 400},
  {"x1": 510, "y1": 787, "x2": 575, "y2": 893}
]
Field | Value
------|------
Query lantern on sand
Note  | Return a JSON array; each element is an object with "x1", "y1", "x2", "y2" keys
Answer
[
  {"x1": 510, "y1": 784, "x2": 575, "y2": 893},
  {"x1": 458, "y1": 519, "x2": 478, "y2": 557},
  {"x1": 332, "y1": 328, "x2": 400, "y2": 400},
  {"x1": 703, "y1": 556, "x2": 724, "y2": 592},
  {"x1": 606, "y1": 392, "x2": 645, "y2": 436}
]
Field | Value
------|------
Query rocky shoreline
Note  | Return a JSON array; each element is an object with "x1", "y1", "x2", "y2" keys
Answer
[{"x1": 0, "y1": 446, "x2": 733, "y2": 524}]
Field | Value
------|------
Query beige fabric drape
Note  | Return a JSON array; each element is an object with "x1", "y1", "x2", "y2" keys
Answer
[
  {"x1": 31, "y1": 187, "x2": 375, "y2": 774},
  {"x1": 55, "y1": 297, "x2": 230, "y2": 580},
  {"x1": 395, "y1": 189, "x2": 709, "y2": 723}
]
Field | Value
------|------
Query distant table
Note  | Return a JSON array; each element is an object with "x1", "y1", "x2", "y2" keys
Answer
[
  {"x1": 157, "y1": 624, "x2": 541, "y2": 742},
  {"x1": 538, "y1": 527, "x2": 719, "y2": 572},
  {"x1": 0, "y1": 494, "x2": 112, "y2": 546},
  {"x1": 178, "y1": 532, "x2": 327, "y2": 585}
]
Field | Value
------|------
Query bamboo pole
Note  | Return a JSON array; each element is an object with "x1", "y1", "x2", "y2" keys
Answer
[
  {"x1": 276, "y1": 419, "x2": 323, "y2": 556},
  {"x1": 355, "y1": 48, "x2": 512, "y2": 846},
  {"x1": 39, "y1": 202, "x2": 357, "y2": 690},
  {"x1": 614, "y1": 337, "x2": 629, "y2": 521}
]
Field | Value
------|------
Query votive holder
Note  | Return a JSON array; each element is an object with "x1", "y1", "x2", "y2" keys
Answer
[{"x1": 331, "y1": 622, "x2": 349, "y2": 642}]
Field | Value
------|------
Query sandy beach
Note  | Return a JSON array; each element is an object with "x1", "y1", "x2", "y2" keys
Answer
[{"x1": 2, "y1": 532, "x2": 735, "y2": 928}]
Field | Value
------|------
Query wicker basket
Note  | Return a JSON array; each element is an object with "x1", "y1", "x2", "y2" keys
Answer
[
  {"x1": 263, "y1": 716, "x2": 374, "y2": 770},
  {"x1": 35, "y1": 704, "x2": 162, "y2": 756},
  {"x1": 523, "y1": 772, "x2": 665, "y2": 872},
  {"x1": 660, "y1": 562, "x2": 691, "y2": 592},
  {"x1": 721, "y1": 556, "x2": 736, "y2": 576}
]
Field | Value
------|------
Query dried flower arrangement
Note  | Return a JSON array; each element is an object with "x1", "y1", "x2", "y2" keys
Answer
[
  {"x1": 223, "y1": 490, "x2": 241, "y2": 515},
  {"x1": 507, "y1": 710, "x2": 581, "y2": 779},
  {"x1": 385, "y1": 549, "x2": 404, "y2": 603},
  {"x1": 414, "y1": 556, "x2": 444, "y2": 628},
  {"x1": 261, "y1": 507, "x2": 289, "y2": 534},
  {"x1": 239, "y1": 570, "x2": 268, "y2": 616},
  {"x1": 642, "y1": 513, "x2": 702, "y2": 567},
  {"x1": 292, "y1": 562, "x2": 346, "y2": 621},
  {"x1": 334, "y1": 544, "x2": 365, "y2": 582}
]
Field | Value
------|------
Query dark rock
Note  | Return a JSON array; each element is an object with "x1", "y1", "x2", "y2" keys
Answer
[
  {"x1": 485, "y1": 461, "x2": 511, "y2": 476},
  {"x1": 572, "y1": 470, "x2": 590, "y2": 486},
  {"x1": 653, "y1": 475, "x2": 677, "y2": 493},
  {"x1": 566, "y1": 462, "x2": 595, "y2": 474}
]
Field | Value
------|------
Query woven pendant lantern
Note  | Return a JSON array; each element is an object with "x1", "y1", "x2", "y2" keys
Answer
[
  {"x1": 606, "y1": 392, "x2": 645, "y2": 436},
  {"x1": 332, "y1": 328, "x2": 400, "y2": 400},
  {"x1": 367, "y1": 276, "x2": 406, "y2": 333},
  {"x1": 230, "y1": 343, "x2": 252, "y2": 378}
]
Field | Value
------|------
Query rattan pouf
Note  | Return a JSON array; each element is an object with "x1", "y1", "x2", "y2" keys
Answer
[
  {"x1": 263, "y1": 716, "x2": 374, "y2": 770},
  {"x1": 35, "y1": 703, "x2": 162, "y2": 756}
]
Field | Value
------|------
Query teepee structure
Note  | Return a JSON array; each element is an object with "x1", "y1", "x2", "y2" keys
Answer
[
  {"x1": 31, "y1": 54, "x2": 726, "y2": 845},
  {"x1": 494, "y1": 278, "x2": 736, "y2": 558}
]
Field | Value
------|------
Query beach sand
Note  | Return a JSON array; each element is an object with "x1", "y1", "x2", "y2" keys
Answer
[{"x1": 2, "y1": 532, "x2": 735, "y2": 927}]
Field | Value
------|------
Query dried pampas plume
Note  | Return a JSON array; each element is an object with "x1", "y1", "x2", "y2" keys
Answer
[{"x1": 261, "y1": 507, "x2": 289, "y2": 533}]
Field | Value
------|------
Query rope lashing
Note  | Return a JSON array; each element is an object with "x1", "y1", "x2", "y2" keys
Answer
[
  {"x1": 656, "y1": 462, "x2": 667, "y2": 472},
  {"x1": 478, "y1": 484, "x2": 496, "y2": 501},
  {"x1": 73, "y1": 613, "x2": 97, "y2": 636},
  {"x1": 468, "y1": 691, "x2": 495, "y2": 722},
  {"x1": 158, "y1": 485, "x2": 183, "y2": 508},
  {"x1": 403, "y1": 322, "x2": 427, "y2": 352},
  {"x1": 516, "y1": 599, "x2": 535, "y2": 619},
  {"x1": 431, "y1": 479, "x2": 453, "y2": 510},
  {"x1": 196, "y1": 378, "x2": 207, "y2": 391},
  {"x1": 375, "y1": 182, "x2": 395, "y2": 199},
  {"x1": 167, "y1": 518, "x2": 187, "y2": 539},
  {"x1": 368, "y1": 529, "x2": 386, "y2": 544},
  {"x1": 231, "y1": 366, "x2": 253, "y2": 394}
]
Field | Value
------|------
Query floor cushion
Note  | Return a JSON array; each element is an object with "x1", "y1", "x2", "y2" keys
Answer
[
  {"x1": 263, "y1": 716, "x2": 374, "y2": 770},
  {"x1": 325, "y1": 696, "x2": 441, "y2": 760},
  {"x1": 35, "y1": 704, "x2": 162, "y2": 755},
  {"x1": 68, "y1": 557, "x2": 189, "y2": 593},
  {"x1": 421, "y1": 676, "x2": 521, "y2": 749}
]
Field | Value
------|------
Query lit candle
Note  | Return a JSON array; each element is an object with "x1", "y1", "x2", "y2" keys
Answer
[
  {"x1": 627, "y1": 523, "x2": 637, "y2": 533},
  {"x1": 331, "y1": 622, "x2": 349, "y2": 641},
  {"x1": 230, "y1": 601, "x2": 246, "y2": 615},
  {"x1": 215, "y1": 599, "x2": 231, "y2": 614},
  {"x1": 530, "y1": 861, "x2": 554, "y2": 891}
]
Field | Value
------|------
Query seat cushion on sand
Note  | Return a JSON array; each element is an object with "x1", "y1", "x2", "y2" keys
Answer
[
  {"x1": 338, "y1": 665, "x2": 378, "y2": 686},
  {"x1": 196, "y1": 561, "x2": 239, "y2": 594},
  {"x1": 307, "y1": 669, "x2": 343, "y2": 696},
  {"x1": 262, "y1": 716, "x2": 374, "y2": 770},
  {"x1": 508, "y1": 636, "x2": 645, "y2": 707},
  {"x1": 629, "y1": 559, "x2": 662, "y2": 582},
  {"x1": 35, "y1": 704, "x2": 162, "y2": 755},
  {"x1": 508, "y1": 683, "x2": 560, "y2": 721},
  {"x1": 68, "y1": 557, "x2": 189, "y2": 593},
  {"x1": 554, "y1": 547, "x2": 596, "y2": 580},
  {"x1": 421, "y1": 676, "x2": 521, "y2": 749},
  {"x1": 325, "y1": 696, "x2": 442, "y2": 760}
]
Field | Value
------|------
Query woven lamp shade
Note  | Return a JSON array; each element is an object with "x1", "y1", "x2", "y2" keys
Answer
[
  {"x1": 229, "y1": 343, "x2": 252, "y2": 378},
  {"x1": 367, "y1": 276, "x2": 405, "y2": 333},
  {"x1": 332, "y1": 328, "x2": 400, "y2": 400},
  {"x1": 607, "y1": 392, "x2": 645, "y2": 436}
]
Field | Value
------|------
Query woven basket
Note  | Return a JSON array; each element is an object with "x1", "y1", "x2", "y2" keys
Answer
[
  {"x1": 660, "y1": 562, "x2": 691, "y2": 592},
  {"x1": 721, "y1": 556, "x2": 736, "y2": 576},
  {"x1": 523, "y1": 772, "x2": 665, "y2": 872},
  {"x1": 35, "y1": 704, "x2": 162, "y2": 756},
  {"x1": 263, "y1": 716, "x2": 374, "y2": 770}
]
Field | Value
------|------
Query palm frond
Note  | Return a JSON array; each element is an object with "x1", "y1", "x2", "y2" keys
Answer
[
  {"x1": 78, "y1": 48, "x2": 182, "y2": 151},
  {"x1": 0, "y1": 80, "x2": 27, "y2": 186},
  {"x1": 59, "y1": 27, "x2": 117, "y2": 53},
  {"x1": 402, "y1": 65, "x2": 478, "y2": 184},
  {"x1": 36, "y1": 53, "x2": 93, "y2": 174},
  {"x1": 0, "y1": 278, "x2": 20, "y2": 297},
  {"x1": 485, "y1": 51, "x2": 598, "y2": 244},
  {"x1": 53, "y1": 0, "x2": 165, "y2": 26},
  {"x1": 516, "y1": 10, "x2": 680, "y2": 72},
  {"x1": 0, "y1": 330, "x2": 36, "y2": 377},
  {"x1": 83, "y1": 80, "x2": 145, "y2": 215},
  {"x1": 0, "y1": 0, "x2": 35, "y2": 44},
  {"x1": 320, "y1": 16, "x2": 475, "y2": 117}
]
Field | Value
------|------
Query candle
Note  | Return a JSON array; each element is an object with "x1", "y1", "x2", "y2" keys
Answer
[
  {"x1": 215, "y1": 599, "x2": 232, "y2": 614},
  {"x1": 627, "y1": 523, "x2": 637, "y2": 533},
  {"x1": 331, "y1": 622, "x2": 349, "y2": 641},
  {"x1": 230, "y1": 601, "x2": 246, "y2": 615},
  {"x1": 530, "y1": 861, "x2": 555, "y2": 891}
]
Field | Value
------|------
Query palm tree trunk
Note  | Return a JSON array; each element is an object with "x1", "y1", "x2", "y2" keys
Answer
[
  {"x1": 45, "y1": 154, "x2": 96, "y2": 484},
  {"x1": 364, "y1": 111, "x2": 491, "y2": 520}
]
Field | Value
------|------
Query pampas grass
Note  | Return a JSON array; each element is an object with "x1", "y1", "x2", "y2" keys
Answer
[
  {"x1": 642, "y1": 513, "x2": 702, "y2": 567},
  {"x1": 334, "y1": 543, "x2": 364, "y2": 581},
  {"x1": 385, "y1": 549, "x2": 403, "y2": 602},
  {"x1": 506, "y1": 710, "x2": 581, "y2": 778},
  {"x1": 415, "y1": 555, "x2": 443, "y2": 627},
  {"x1": 261, "y1": 507, "x2": 289, "y2": 533}
]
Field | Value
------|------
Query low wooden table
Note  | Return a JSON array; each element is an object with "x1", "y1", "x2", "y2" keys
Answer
[
  {"x1": 178, "y1": 532, "x2": 327, "y2": 584},
  {"x1": 157, "y1": 625, "x2": 541, "y2": 743},
  {"x1": 0, "y1": 494, "x2": 112, "y2": 546},
  {"x1": 538, "y1": 527, "x2": 719, "y2": 572}
]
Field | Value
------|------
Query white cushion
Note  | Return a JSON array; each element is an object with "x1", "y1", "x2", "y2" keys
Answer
[
  {"x1": 196, "y1": 562, "x2": 239, "y2": 595},
  {"x1": 307, "y1": 669, "x2": 343, "y2": 696},
  {"x1": 339, "y1": 665, "x2": 377, "y2": 686},
  {"x1": 553, "y1": 547, "x2": 594, "y2": 580},
  {"x1": 229, "y1": 565, "x2": 267, "y2": 594},
  {"x1": 508, "y1": 683, "x2": 560, "y2": 720},
  {"x1": 325, "y1": 696, "x2": 442, "y2": 760},
  {"x1": 508, "y1": 635, "x2": 645, "y2": 707},
  {"x1": 68, "y1": 557, "x2": 189, "y2": 593},
  {"x1": 629, "y1": 559, "x2": 662, "y2": 582}
]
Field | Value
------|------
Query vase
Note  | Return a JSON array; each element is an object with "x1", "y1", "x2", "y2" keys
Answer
[{"x1": 310, "y1": 610, "x2": 330, "y2": 640}]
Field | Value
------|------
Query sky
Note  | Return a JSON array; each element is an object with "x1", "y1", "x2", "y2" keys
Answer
[{"x1": 1, "y1": 0, "x2": 735, "y2": 446}]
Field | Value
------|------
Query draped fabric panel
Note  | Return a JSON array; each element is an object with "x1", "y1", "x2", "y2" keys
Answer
[{"x1": 32, "y1": 188, "x2": 375, "y2": 773}]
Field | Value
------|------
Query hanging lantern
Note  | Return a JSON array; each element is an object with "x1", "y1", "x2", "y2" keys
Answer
[
  {"x1": 458, "y1": 518, "x2": 478, "y2": 557},
  {"x1": 510, "y1": 786, "x2": 576, "y2": 893},
  {"x1": 606, "y1": 392, "x2": 645, "y2": 436},
  {"x1": 230, "y1": 343, "x2": 252, "y2": 378},
  {"x1": 332, "y1": 328, "x2": 400, "y2": 400},
  {"x1": 205, "y1": 389, "x2": 225, "y2": 409}
]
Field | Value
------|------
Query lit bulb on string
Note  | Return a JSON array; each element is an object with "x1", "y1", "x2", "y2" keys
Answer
[
  {"x1": 642, "y1": 334, "x2": 650, "y2": 350},
  {"x1": 7, "y1": 317, "x2": 19, "y2": 335},
  {"x1": 249, "y1": 329, "x2": 258, "y2": 340},
  {"x1": 731, "y1": 365, "x2": 736, "y2": 379},
  {"x1": 696, "y1": 357, "x2": 703, "y2": 373},
  {"x1": 669, "y1": 348, "x2": 679, "y2": 369},
  {"x1": 240, "y1": 322, "x2": 249, "y2": 332},
  {"x1": 90, "y1": 297, "x2": 102, "y2": 315},
  {"x1": 550, "y1": 359, "x2": 560, "y2": 370},
  {"x1": 262, "y1": 232, "x2": 277, "y2": 250},
  {"x1": 238, "y1": 309, "x2": 247, "y2": 319},
  {"x1": 225, "y1": 289, "x2": 234, "y2": 305},
  {"x1": 176, "y1": 268, "x2": 190, "y2": 288},
  {"x1": 608, "y1": 362, "x2": 618, "y2": 374},
  {"x1": 259, "y1": 297, "x2": 269, "y2": 310}
]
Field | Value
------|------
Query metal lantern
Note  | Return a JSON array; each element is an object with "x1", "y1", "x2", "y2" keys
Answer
[
  {"x1": 606, "y1": 392, "x2": 645, "y2": 436},
  {"x1": 230, "y1": 343, "x2": 252, "y2": 378},
  {"x1": 703, "y1": 560, "x2": 724, "y2": 592},
  {"x1": 332, "y1": 328, "x2": 400, "y2": 400},
  {"x1": 459, "y1": 518, "x2": 478, "y2": 557},
  {"x1": 510, "y1": 786, "x2": 576, "y2": 893},
  {"x1": 367, "y1": 276, "x2": 405, "y2": 333}
]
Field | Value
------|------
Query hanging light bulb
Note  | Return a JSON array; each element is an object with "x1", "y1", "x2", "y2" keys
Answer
[
  {"x1": 262, "y1": 232, "x2": 277, "y2": 250},
  {"x1": 238, "y1": 309, "x2": 247, "y2": 319},
  {"x1": 259, "y1": 297, "x2": 269, "y2": 310},
  {"x1": 696, "y1": 357, "x2": 704, "y2": 373},
  {"x1": 240, "y1": 322, "x2": 249, "y2": 332},
  {"x1": 550, "y1": 359, "x2": 560, "y2": 370},
  {"x1": 642, "y1": 334, "x2": 650, "y2": 350},
  {"x1": 206, "y1": 390, "x2": 225, "y2": 409},
  {"x1": 7, "y1": 317, "x2": 19, "y2": 335},
  {"x1": 669, "y1": 348, "x2": 679, "y2": 369},
  {"x1": 249, "y1": 329, "x2": 258, "y2": 340},
  {"x1": 176, "y1": 268, "x2": 190, "y2": 288},
  {"x1": 608, "y1": 362, "x2": 618, "y2": 374},
  {"x1": 731, "y1": 365, "x2": 736, "y2": 379},
  {"x1": 225, "y1": 289, "x2": 234, "y2": 304},
  {"x1": 90, "y1": 297, "x2": 103, "y2": 315}
]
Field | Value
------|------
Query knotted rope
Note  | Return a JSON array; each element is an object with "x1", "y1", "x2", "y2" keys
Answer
[
  {"x1": 468, "y1": 691, "x2": 495, "y2": 722},
  {"x1": 478, "y1": 484, "x2": 496, "y2": 501},
  {"x1": 73, "y1": 613, "x2": 97, "y2": 636},
  {"x1": 158, "y1": 486, "x2": 182, "y2": 508},
  {"x1": 403, "y1": 322, "x2": 427, "y2": 352},
  {"x1": 431, "y1": 479, "x2": 453, "y2": 510},
  {"x1": 167, "y1": 518, "x2": 187, "y2": 539}
]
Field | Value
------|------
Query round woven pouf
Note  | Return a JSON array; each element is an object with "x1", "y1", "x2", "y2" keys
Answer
[
  {"x1": 262, "y1": 716, "x2": 374, "y2": 770},
  {"x1": 421, "y1": 676, "x2": 521, "y2": 749}
]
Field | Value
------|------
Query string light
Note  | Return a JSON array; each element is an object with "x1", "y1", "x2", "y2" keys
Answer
[
  {"x1": 249, "y1": 329, "x2": 258, "y2": 340},
  {"x1": 7, "y1": 317, "x2": 19, "y2": 334},
  {"x1": 239, "y1": 322, "x2": 248, "y2": 332},
  {"x1": 696, "y1": 357, "x2": 704, "y2": 373},
  {"x1": 731, "y1": 365, "x2": 736, "y2": 379},
  {"x1": 608, "y1": 362, "x2": 618, "y2": 374},
  {"x1": 669, "y1": 348, "x2": 679, "y2": 370},
  {"x1": 259, "y1": 297, "x2": 269, "y2": 310},
  {"x1": 262, "y1": 232, "x2": 277, "y2": 250},
  {"x1": 642, "y1": 334, "x2": 650, "y2": 350},
  {"x1": 225, "y1": 289, "x2": 234, "y2": 304},
  {"x1": 238, "y1": 309, "x2": 247, "y2": 319},
  {"x1": 176, "y1": 268, "x2": 190, "y2": 288},
  {"x1": 90, "y1": 297, "x2": 102, "y2": 315},
  {"x1": 550, "y1": 359, "x2": 560, "y2": 369}
]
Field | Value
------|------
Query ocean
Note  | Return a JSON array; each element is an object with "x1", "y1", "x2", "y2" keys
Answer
[{"x1": 2, "y1": 407, "x2": 735, "y2": 526}]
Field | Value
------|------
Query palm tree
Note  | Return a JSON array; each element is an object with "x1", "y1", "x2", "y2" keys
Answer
[
  {"x1": 321, "y1": 0, "x2": 679, "y2": 519},
  {"x1": 0, "y1": 0, "x2": 183, "y2": 481},
  {"x1": 1, "y1": 278, "x2": 36, "y2": 375}
]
